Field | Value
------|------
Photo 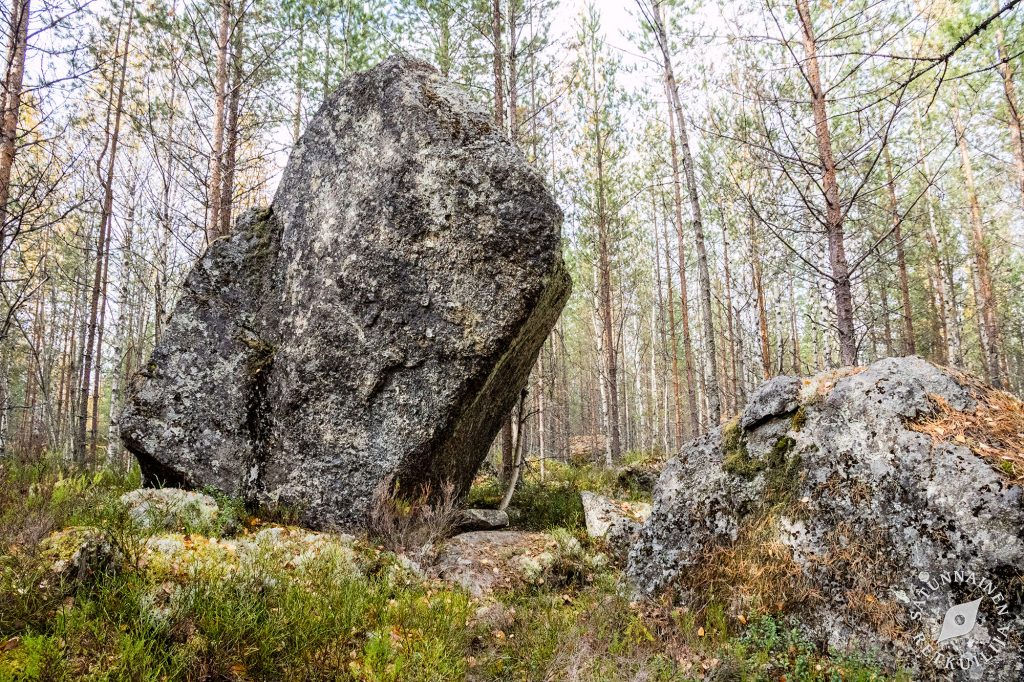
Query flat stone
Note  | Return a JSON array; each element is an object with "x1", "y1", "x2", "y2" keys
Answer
[{"x1": 453, "y1": 508, "x2": 509, "y2": 533}]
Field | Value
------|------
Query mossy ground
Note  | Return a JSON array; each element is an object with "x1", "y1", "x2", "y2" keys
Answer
[{"x1": 0, "y1": 454, "x2": 904, "y2": 681}]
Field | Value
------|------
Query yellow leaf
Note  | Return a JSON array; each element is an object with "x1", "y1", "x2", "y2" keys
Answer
[{"x1": 697, "y1": 627, "x2": 705, "y2": 637}]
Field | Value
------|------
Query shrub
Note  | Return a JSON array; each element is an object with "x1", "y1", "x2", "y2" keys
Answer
[{"x1": 366, "y1": 476, "x2": 459, "y2": 561}]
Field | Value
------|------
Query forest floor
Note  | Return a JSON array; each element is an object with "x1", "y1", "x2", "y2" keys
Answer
[{"x1": 0, "y1": 455, "x2": 907, "y2": 681}]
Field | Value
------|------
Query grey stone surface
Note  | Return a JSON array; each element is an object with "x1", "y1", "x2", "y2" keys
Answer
[
  {"x1": 740, "y1": 374, "x2": 801, "y2": 429},
  {"x1": 121, "y1": 55, "x2": 570, "y2": 530},
  {"x1": 581, "y1": 491, "x2": 651, "y2": 538},
  {"x1": 628, "y1": 356, "x2": 1023, "y2": 680}
]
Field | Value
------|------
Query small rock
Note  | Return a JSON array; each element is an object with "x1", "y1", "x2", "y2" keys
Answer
[
  {"x1": 453, "y1": 508, "x2": 509, "y2": 534},
  {"x1": 40, "y1": 527, "x2": 118, "y2": 583}
]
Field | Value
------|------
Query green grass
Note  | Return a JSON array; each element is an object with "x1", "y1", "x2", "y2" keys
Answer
[
  {"x1": 466, "y1": 454, "x2": 657, "y2": 532},
  {"x1": 0, "y1": 455, "x2": 907, "y2": 681}
]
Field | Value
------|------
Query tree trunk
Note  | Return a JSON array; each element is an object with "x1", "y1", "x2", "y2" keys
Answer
[
  {"x1": 88, "y1": 192, "x2": 117, "y2": 461},
  {"x1": 915, "y1": 113, "x2": 953, "y2": 364},
  {"x1": 884, "y1": 148, "x2": 915, "y2": 355},
  {"x1": 207, "y1": 0, "x2": 231, "y2": 243},
  {"x1": 0, "y1": 0, "x2": 30, "y2": 249},
  {"x1": 293, "y1": 23, "x2": 304, "y2": 144},
  {"x1": 788, "y1": 271, "x2": 801, "y2": 374},
  {"x1": 953, "y1": 104, "x2": 1002, "y2": 387},
  {"x1": 992, "y1": 0, "x2": 1024, "y2": 205},
  {"x1": 506, "y1": 0, "x2": 518, "y2": 142},
  {"x1": 748, "y1": 215, "x2": 771, "y2": 379},
  {"x1": 652, "y1": 3, "x2": 720, "y2": 425},
  {"x1": 0, "y1": 0, "x2": 31, "y2": 456},
  {"x1": 76, "y1": 0, "x2": 134, "y2": 465},
  {"x1": 500, "y1": 415, "x2": 514, "y2": 484},
  {"x1": 795, "y1": 0, "x2": 856, "y2": 366},
  {"x1": 219, "y1": 5, "x2": 244, "y2": 237},
  {"x1": 661, "y1": 206, "x2": 684, "y2": 448},
  {"x1": 653, "y1": 191, "x2": 680, "y2": 449},
  {"x1": 722, "y1": 231, "x2": 739, "y2": 408},
  {"x1": 491, "y1": 0, "x2": 504, "y2": 131},
  {"x1": 155, "y1": 62, "x2": 178, "y2": 343},
  {"x1": 663, "y1": 97, "x2": 699, "y2": 437}
]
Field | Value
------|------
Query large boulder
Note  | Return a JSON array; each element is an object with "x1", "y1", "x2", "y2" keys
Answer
[
  {"x1": 120, "y1": 55, "x2": 570, "y2": 530},
  {"x1": 628, "y1": 357, "x2": 1024, "y2": 680}
]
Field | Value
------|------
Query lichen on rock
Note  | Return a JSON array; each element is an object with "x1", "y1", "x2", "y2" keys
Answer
[{"x1": 628, "y1": 356, "x2": 1024, "y2": 680}]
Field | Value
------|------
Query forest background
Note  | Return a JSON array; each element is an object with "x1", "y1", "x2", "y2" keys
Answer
[{"x1": 1, "y1": 0, "x2": 1022, "y2": 469}]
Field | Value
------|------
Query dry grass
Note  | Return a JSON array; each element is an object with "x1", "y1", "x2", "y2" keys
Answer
[
  {"x1": 813, "y1": 521, "x2": 907, "y2": 643},
  {"x1": 909, "y1": 375, "x2": 1024, "y2": 484},
  {"x1": 676, "y1": 513, "x2": 820, "y2": 617}
]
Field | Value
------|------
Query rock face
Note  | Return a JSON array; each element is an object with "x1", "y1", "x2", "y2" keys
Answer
[
  {"x1": 120, "y1": 55, "x2": 570, "y2": 530},
  {"x1": 629, "y1": 357, "x2": 1024, "y2": 680}
]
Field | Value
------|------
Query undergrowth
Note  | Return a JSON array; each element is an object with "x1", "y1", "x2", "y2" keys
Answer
[
  {"x1": 0, "y1": 456, "x2": 906, "y2": 681},
  {"x1": 466, "y1": 454, "x2": 656, "y2": 532}
]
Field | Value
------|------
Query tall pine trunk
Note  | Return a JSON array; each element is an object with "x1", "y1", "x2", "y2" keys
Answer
[
  {"x1": 207, "y1": 0, "x2": 231, "y2": 242},
  {"x1": 953, "y1": 104, "x2": 1002, "y2": 387},
  {"x1": 651, "y1": 2, "x2": 720, "y2": 424},
  {"x1": 76, "y1": 0, "x2": 134, "y2": 464},
  {"x1": 663, "y1": 95, "x2": 699, "y2": 436},
  {"x1": 992, "y1": 0, "x2": 1024, "y2": 205},
  {"x1": 796, "y1": 0, "x2": 857, "y2": 366},
  {"x1": 884, "y1": 148, "x2": 915, "y2": 355},
  {"x1": 219, "y1": 6, "x2": 244, "y2": 237}
]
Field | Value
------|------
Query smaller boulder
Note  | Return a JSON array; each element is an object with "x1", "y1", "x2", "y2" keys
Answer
[
  {"x1": 453, "y1": 508, "x2": 509, "y2": 534},
  {"x1": 615, "y1": 463, "x2": 662, "y2": 494},
  {"x1": 120, "y1": 488, "x2": 220, "y2": 532},
  {"x1": 740, "y1": 375, "x2": 801, "y2": 429}
]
